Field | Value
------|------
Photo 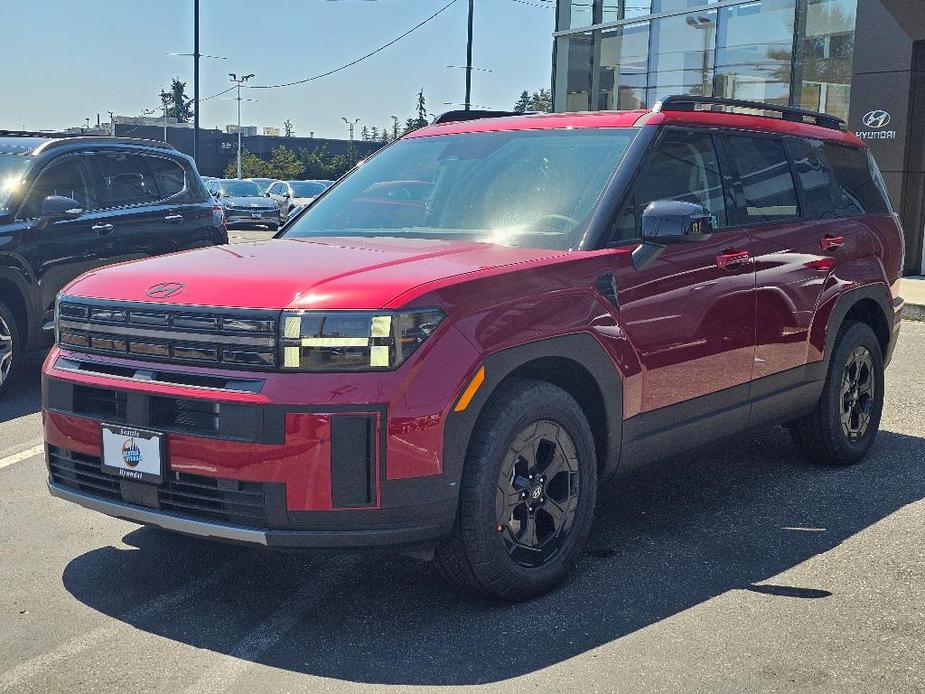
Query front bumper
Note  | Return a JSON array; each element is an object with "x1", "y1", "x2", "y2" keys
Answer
[
  {"x1": 223, "y1": 208, "x2": 279, "y2": 226},
  {"x1": 47, "y1": 479, "x2": 450, "y2": 549}
]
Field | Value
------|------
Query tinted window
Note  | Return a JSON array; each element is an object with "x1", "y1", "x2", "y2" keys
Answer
[
  {"x1": 217, "y1": 180, "x2": 263, "y2": 197},
  {"x1": 148, "y1": 156, "x2": 185, "y2": 199},
  {"x1": 786, "y1": 137, "x2": 838, "y2": 220},
  {"x1": 20, "y1": 157, "x2": 98, "y2": 217},
  {"x1": 824, "y1": 143, "x2": 890, "y2": 215},
  {"x1": 0, "y1": 154, "x2": 33, "y2": 212},
  {"x1": 612, "y1": 129, "x2": 727, "y2": 242},
  {"x1": 724, "y1": 135, "x2": 799, "y2": 223},
  {"x1": 289, "y1": 182, "x2": 327, "y2": 197},
  {"x1": 96, "y1": 153, "x2": 159, "y2": 207},
  {"x1": 268, "y1": 183, "x2": 284, "y2": 195}
]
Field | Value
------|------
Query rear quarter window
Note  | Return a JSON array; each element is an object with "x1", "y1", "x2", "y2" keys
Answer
[
  {"x1": 824, "y1": 143, "x2": 891, "y2": 215},
  {"x1": 147, "y1": 156, "x2": 186, "y2": 200},
  {"x1": 786, "y1": 137, "x2": 839, "y2": 220}
]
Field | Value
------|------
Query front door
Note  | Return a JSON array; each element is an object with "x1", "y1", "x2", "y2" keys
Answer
[{"x1": 609, "y1": 128, "x2": 756, "y2": 418}]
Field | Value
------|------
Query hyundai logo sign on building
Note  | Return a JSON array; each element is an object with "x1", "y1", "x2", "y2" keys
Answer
[{"x1": 857, "y1": 109, "x2": 897, "y2": 140}]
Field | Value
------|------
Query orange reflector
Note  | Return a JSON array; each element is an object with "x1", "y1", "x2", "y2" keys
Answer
[{"x1": 454, "y1": 366, "x2": 485, "y2": 412}]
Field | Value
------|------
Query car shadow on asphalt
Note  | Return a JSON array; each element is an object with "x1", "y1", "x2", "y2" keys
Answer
[
  {"x1": 61, "y1": 425, "x2": 925, "y2": 686},
  {"x1": 0, "y1": 359, "x2": 43, "y2": 425}
]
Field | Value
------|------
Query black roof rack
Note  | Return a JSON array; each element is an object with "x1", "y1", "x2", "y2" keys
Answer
[
  {"x1": 432, "y1": 109, "x2": 537, "y2": 125},
  {"x1": 655, "y1": 95, "x2": 845, "y2": 131}
]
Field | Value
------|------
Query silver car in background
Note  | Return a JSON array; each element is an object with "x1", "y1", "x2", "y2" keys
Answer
[{"x1": 267, "y1": 180, "x2": 333, "y2": 221}]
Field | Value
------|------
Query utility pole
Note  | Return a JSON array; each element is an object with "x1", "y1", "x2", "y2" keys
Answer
[
  {"x1": 160, "y1": 89, "x2": 171, "y2": 142},
  {"x1": 341, "y1": 116, "x2": 360, "y2": 142},
  {"x1": 229, "y1": 73, "x2": 255, "y2": 178},
  {"x1": 193, "y1": 0, "x2": 200, "y2": 164},
  {"x1": 391, "y1": 115, "x2": 399, "y2": 140},
  {"x1": 465, "y1": 0, "x2": 474, "y2": 111}
]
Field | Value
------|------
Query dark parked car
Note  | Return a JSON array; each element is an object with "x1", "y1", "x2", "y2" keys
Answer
[
  {"x1": 42, "y1": 97, "x2": 905, "y2": 600},
  {"x1": 0, "y1": 134, "x2": 226, "y2": 398},
  {"x1": 207, "y1": 179, "x2": 281, "y2": 230}
]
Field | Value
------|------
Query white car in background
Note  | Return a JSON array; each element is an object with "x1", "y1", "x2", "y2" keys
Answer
[{"x1": 267, "y1": 180, "x2": 333, "y2": 220}]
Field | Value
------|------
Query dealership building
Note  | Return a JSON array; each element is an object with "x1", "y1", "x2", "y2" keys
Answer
[{"x1": 552, "y1": 0, "x2": 925, "y2": 274}]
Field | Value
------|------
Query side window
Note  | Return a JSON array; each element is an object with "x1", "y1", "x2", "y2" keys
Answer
[
  {"x1": 147, "y1": 156, "x2": 185, "y2": 199},
  {"x1": 724, "y1": 135, "x2": 799, "y2": 223},
  {"x1": 612, "y1": 129, "x2": 727, "y2": 242},
  {"x1": 96, "y1": 152, "x2": 159, "y2": 207},
  {"x1": 19, "y1": 157, "x2": 98, "y2": 218},
  {"x1": 786, "y1": 138, "x2": 837, "y2": 220},
  {"x1": 824, "y1": 143, "x2": 890, "y2": 215},
  {"x1": 268, "y1": 183, "x2": 281, "y2": 195}
]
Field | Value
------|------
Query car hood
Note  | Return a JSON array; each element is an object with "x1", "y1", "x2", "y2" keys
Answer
[
  {"x1": 221, "y1": 196, "x2": 276, "y2": 208},
  {"x1": 63, "y1": 236, "x2": 568, "y2": 310}
]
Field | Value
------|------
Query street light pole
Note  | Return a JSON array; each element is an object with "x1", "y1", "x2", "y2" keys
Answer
[
  {"x1": 229, "y1": 73, "x2": 255, "y2": 178},
  {"x1": 465, "y1": 0, "x2": 474, "y2": 111},
  {"x1": 342, "y1": 116, "x2": 360, "y2": 165},
  {"x1": 193, "y1": 0, "x2": 200, "y2": 164}
]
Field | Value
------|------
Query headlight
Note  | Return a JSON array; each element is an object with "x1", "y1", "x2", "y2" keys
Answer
[{"x1": 279, "y1": 309, "x2": 445, "y2": 371}]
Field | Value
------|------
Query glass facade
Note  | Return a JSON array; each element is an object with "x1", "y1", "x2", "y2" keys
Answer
[{"x1": 554, "y1": 0, "x2": 857, "y2": 121}]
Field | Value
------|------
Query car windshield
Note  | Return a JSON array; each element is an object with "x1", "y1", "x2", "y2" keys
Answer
[
  {"x1": 218, "y1": 180, "x2": 262, "y2": 197},
  {"x1": 289, "y1": 181, "x2": 328, "y2": 197},
  {"x1": 284, "y1": 128, "x2": 639, "y2": 250},
  {"x1": 0, "y1": 154, "x2": 33, "y2": 212}
]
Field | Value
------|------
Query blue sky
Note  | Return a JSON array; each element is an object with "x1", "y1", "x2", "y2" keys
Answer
[{"x1": 3, "y1": 0, "x2": 556, "y2": 138}]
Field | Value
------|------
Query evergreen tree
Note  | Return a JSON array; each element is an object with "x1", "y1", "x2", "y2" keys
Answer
[
  {"x1": 270, "y1": 145, "x2": 302, "y2": 180},
  {"x1": 360, "y1": 126, "x2": 370, "y2": 141},
  {"x1": 165, "y1": 77, "x2": 193, "y2": 123},
  {"x1": 514, "y1": 90, "x2": 531, "y2": 113},
  {"x1": 223, "y1": 149, "x2": 272, "y2": 178}
]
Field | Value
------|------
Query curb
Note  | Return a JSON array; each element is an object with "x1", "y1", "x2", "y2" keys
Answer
[{"x1": 904, "y1": 303, "x2": 925, "y2": 322}]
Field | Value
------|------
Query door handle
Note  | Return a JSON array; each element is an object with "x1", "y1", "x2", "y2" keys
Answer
[
  {"x1": 91, "y1": 223, "x2": 114, "y2": 235},
  {"x1": 820, "y1": 233, "x2": 845, "y2": 250},
  {"x1": 716, "y1": 249, "x2": 750, "y2": 269},
  {"x1": 164, "y1": 214, "x2": 184, "y2": 223}
]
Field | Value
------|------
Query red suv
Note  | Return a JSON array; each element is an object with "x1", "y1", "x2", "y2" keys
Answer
[{"x1": 43, "y1": 96, "x2": 905, "y2": 601}]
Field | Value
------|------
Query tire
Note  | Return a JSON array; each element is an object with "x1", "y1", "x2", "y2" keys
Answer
[
  {"x1": 0, "y1": 299, "x2": 21, "y2": 400},
  {"x1": 790, "y1": 321, "x2": 884, "y2": 466},
  {"x1": 433, "y1": 379, "x2": 598, "y2": 601}
]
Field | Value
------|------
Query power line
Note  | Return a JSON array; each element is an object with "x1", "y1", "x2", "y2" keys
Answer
[
  {"x1": 249, "y1": 0, "x2": 459, "y2": 90},
  {"x1": 510, "y1": 0, "x2": 555, "y2": 7}
]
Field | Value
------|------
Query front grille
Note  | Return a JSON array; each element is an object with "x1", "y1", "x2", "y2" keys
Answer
[
  {"x1": 57, "y1": 298, "x2": 280, "y2": 370},
  {"x1": 48, "y1": 446, "x2": 275, "y2": 528}
]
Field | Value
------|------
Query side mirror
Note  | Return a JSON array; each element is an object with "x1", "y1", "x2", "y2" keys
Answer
[
  {"x1": 283, "y1": 192, "x2": 291, "y2": 199},
  {"x1": 640, "y1": 200, "x2": 714, "y2": 244},
  {"x1": 632, "y1": 201, "x2": 713, "y2": 271},
  {"x1": 38, "y1": 196, "x2": 82, "y2": 225}
]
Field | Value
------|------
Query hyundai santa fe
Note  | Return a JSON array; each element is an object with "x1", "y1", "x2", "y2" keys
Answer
[{"x1": 42, "y1": 96, "x2": 905, "y2": 600}]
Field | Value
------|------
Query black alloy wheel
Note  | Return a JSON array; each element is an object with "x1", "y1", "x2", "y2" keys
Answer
[
  {"x1": 840, "y1": 345, "x2": 876, "y2": 442},
  {"x1": 495, "y1": 420, "x2": 580, "y2": 568}
]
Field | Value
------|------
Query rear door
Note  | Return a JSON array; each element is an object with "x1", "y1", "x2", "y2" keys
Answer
[
  {"x1": 740, "y1": 134, "x2": 865, "y2": 381},
  {"x1": 147, "y1": 155, "x2": 222, "y2": 250},
  {"x1": 609, "y1": 128, "x2": 756, "y2": 417}
]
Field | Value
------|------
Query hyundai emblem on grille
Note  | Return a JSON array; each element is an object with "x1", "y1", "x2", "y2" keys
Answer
[{"x1": 146, "y1": 282, "x2": 185, "y2": 299}]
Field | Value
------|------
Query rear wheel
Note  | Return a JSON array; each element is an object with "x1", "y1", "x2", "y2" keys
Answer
[
  {"x1": 0, "y1": 300, "x2": 21, "y2": 400},
  {"x1": 790, "y1": 321, "x2": 884, "y2": 466},
  {"x1": 434, "y1": 379, "x2": 597, "y2": 601}
]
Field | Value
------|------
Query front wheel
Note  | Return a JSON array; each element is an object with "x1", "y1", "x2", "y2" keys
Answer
[
  {"x1": 790, "y1": 321, "x2": 884, "y2": 466},
  {"x1": 0, "y1": 300, "x2": 21, "y2": 400},
  {"x1": 434, "y1": 379, "x2": 598, "y2": 601}
]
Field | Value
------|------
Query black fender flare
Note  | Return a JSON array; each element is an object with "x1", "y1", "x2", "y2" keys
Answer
[
  {"x1": 442, "y1": 333, "x2": 624, "y2": 486},
  {"x1": 809, "y1": 283, "x2": 893, "y2": 381}
]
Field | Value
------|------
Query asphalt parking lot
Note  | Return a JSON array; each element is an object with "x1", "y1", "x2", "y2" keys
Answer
[{"x1": 0, "y1": 304, "x2": 922, "y2": 692}]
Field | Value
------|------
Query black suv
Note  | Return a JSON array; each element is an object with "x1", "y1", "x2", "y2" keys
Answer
[{"x1": 0, "y1": 134, "x2": 227, "y2": 397}]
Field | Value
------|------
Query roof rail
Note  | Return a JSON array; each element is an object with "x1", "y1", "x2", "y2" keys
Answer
[
  {"x1": 32, "y1": 136, "x2": 179, "y2": 155},
  {"x1": 654, "y1": 95, "x2": 845, "y2": 131},
  {"x1": 0, "y1": 129, "x2": 81, "y2": 139},
  {"x1": 432, "y1": 109, "x2": 537, "y2": 125}
]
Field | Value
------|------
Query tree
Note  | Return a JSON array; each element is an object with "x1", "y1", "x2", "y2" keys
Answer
[
  {"x1": 270, "y1": 145, "x2": 303, "y2": 180},
  {"x1": 514, "y1": 90, "x2": 531, "y2": 113},
  {"x1": 165, "y1": 77, "x2": 193, "y2": 123},
  {"x1": 283, "y1": 119, "x2": 294, "y2": 137},
  {"x1": 223, "y1": 149, "x2": 272, "y2": 178},
  {"x1": 361, "y1": 126, "x2": 370, "y2": 142},
  {"x1": 370, "y1": 126, "x2": 380, "y2": 141},
  {"x1": 402, "y1": 89, "x2": 430, "y2": 135},
  {"x1": 513, "y1": 88, "x2": 552, "y2": 114},
  {"x1": 380, "y1": 125, "x2": 391, "y2": 142}
]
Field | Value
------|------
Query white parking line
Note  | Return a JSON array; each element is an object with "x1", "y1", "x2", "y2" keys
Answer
[
  {"x1": 0, "y1": 562, "x2": 240, "y2": 692},
  {"x1": 0, "y1": 444, "x2": 44, "y2": 470},
  {"x1": 182, "y1": 564, "x2": 344, "y2": 694}
]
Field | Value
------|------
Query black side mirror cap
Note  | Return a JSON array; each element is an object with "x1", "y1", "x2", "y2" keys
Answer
[
  {"x1": 640, "y1": 200, "x2": 714, "y2": 244},
  {"x1": 37, "y1": 196, "x2": 82, "y2": 225}
]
